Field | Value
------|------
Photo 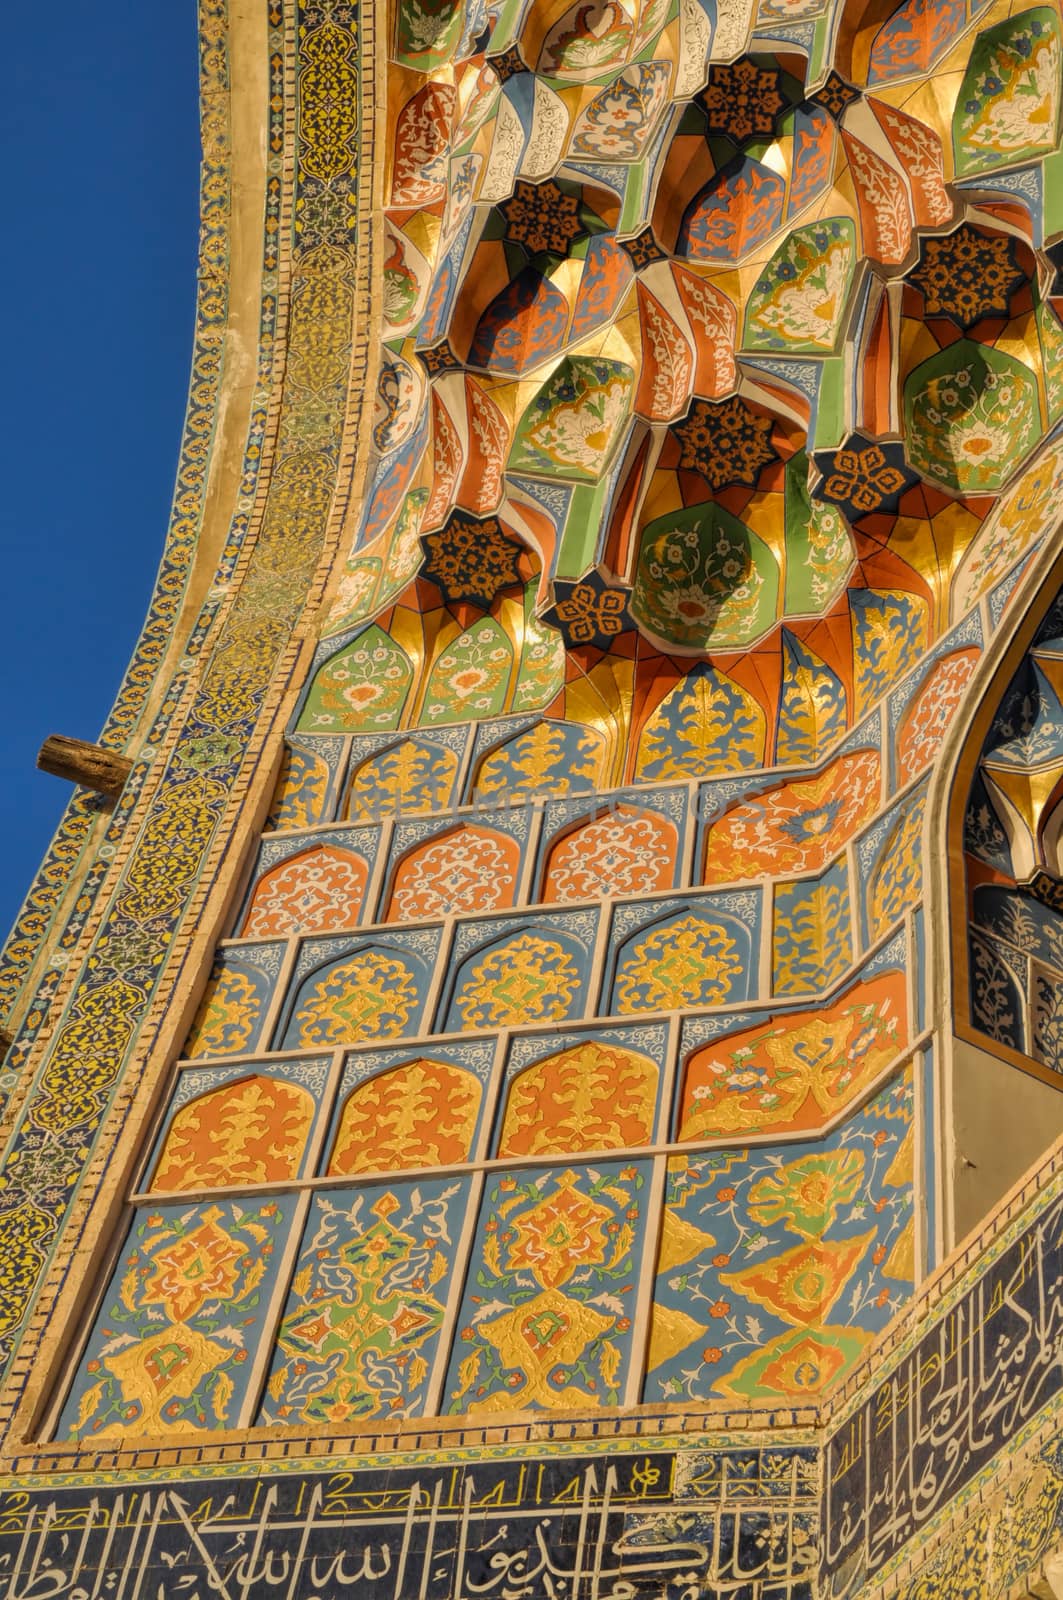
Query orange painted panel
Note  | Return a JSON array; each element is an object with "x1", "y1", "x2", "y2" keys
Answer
[
  {"x1": 497, "y1": 1041, "x2": 658, "y2": 1158},
  {"x1": 328, "y1": 1059, "x2": 481, "y2": 1174},
  {"x1": 151, "y1": 1075, "x2": 315, "y2": 1192},
  {"x1": 242, "y1": 846, "x2": 368, "y2": 937}
]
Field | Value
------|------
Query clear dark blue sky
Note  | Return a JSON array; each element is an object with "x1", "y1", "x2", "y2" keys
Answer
[{"x1": 0, "y1": 6, "x2": 201, "y2": 941}]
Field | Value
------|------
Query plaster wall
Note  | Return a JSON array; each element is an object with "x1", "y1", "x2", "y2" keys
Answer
[{"x1": 950, "y1": 1034, "x2": 1063, "y2": 1243}]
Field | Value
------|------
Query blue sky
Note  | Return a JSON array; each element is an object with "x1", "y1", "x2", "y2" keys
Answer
[{"x1": 0, "y1": 7, "x2": 200, "y2": 939}]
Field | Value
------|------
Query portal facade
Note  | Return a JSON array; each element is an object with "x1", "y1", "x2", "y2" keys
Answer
[{"x1": 0, "y1": 0, "x2": 1062, "y2": 1593}]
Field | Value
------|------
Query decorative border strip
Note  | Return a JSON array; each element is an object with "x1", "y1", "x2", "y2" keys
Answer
[{"x1": 0, "y1": 0, "x2": 380, "y2": 1419}]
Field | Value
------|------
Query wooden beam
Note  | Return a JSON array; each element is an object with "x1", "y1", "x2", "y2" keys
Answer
[{"x1": 37, "y1": 736, "x2": 132, "y2": 798}]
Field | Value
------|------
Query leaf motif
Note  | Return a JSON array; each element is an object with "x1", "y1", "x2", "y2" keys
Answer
[
  {"x1": 482, "y1": 1233, "x2": 503, "y2": 1278},
  {"x1": 637, "y1": 284, "x2": 691, "y2": 418},
  {"x1": 472, "y1": 1298, "x2": 512, "y2": 1323},
  {"x1": 599, "y1": 1338, "x2": 622, "y2": 1391},
  {"x1": 455, "y1": 1349, "x2": 481, "y2": 1397},
  {"x1": 233, "y1": 1257, "x2": 267, "y2": 1304},
  {"x1": 774, "y1": 876, "x2": 851, "y2": 996},
  {"x1": 211, "y1": 1325, "x2": 246, "y2": 1349},
  {"x1": 777, "y1": 638, "x2": 846, "y2": 765},
  {"x1": 607, "y1": 1222, "x2": 635, "y2": 1270},
  {"x1": 98, "y1": 1332, "x2": 138, "y2": 1359},
  {"x1": 589, "y1": 1292, "x2": 626, "y2": 1314},
  {"x1": 73, "y1": 1381, "x2": 105, "y2": 1432},
  {"x1": 408, "y1": 1353, "x2": 429, "y2": 1391},
  {"x1": 212, "y1": 1371, "x2": 234, "y2": 1424}
]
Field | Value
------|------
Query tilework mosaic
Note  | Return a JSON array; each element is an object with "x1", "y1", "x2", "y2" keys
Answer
[
  {"x1": 859, "y1": 781, "x2": 928, "y2": 950},
  {"x1": 18, "y1": 1140, "x2": 1061, "y2": 1600},
  {"x1": 267, "y1": 739, "x2": 347, "y2": 831},
  {"x1": 498, "y1": 1021, "x2": 669, "y2": 1153},
  {"x1": 701, "y1": 750, "x2": 883, "y2": 882},
  {"x1": 182, "y1": 944, "x2": 285, "y2": 1061},
  {"x1": 444, "y1": 1161, "x2": 651, "y2": 1415},
  {"x1": 383, "y1": 806, "x2": 532, "y2": 920},
  {"x1": 963, "y1": 580, "x2": 1063, "y2": 1074},
  {"x1": 677, "y1": 952, "x2": 908, "y2": 1142},
  {"x1": 648, "y1": 1073, "x2": 915, "y2": 1406},
  {"x1": 346, "y1": 730, "x2": 466, "y2": 821},
  {"x1": 439, "y1": 908, "x2": 597, "y2": 1032},
  {"x1": 278, "y1": 929, "x2": 440, "y2": 1050},
  {"x1": 58, "y1": 1197, "x2": 295, "y2": 1440},
  {"x1": 144, "y1": 1058, "x2": 331, "y2": 1191},
  {"x1": 8, "y1": 0, "x2": 1063, "y2": 1589},
  {"x1": 772, "y1": 859, "x2": 853, "y2": 997},
  {"x1": 824, "y1": 1179, "x2": 1063, "y2": 1594},
  {"x1": 540, "y1": 800, "x2": 683, "y2": 904},
  {"x1": 327, "y1": 1060, "x2": 485, "y2": 1175},
  {"x1": 240, "y1": 836, "x2": 376, "y2": 937},
  {"x1": 260, "y1": 1177, "x2": 472, "y2": 1426},
  {"x1": 606, "y1": 892, "x2": 760, "y2": 1014},
  {"x1": 0, "y1": 0, "x2": 366, "y2": 1372}
]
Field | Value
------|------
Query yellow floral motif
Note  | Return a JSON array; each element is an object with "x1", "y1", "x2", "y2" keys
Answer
[
  {"x1": 507, "y1": 1172, "x2": 614, "y2": 1287},
  {"x1": 474, "y1": 722, "x2": 604, "y2": 800},
  {"x1": 0, "y1": 1207, "x2": 54, "y2": 1336},
  {"x1": 452, "y1": 933, "x2": 582, "y2": 1028},
  {"x1": 636, "y1": 667, "x2": 765, "y2": 780},
  {"x1": 747, "y1": 1150, "x2": 865, "y2": 1238},
  {"x1": 184, "y1": 968, "x2": 262, "y2": 1060},
  {"x1": 469, "y1": 1288, "x2": 616, "y2": 1413},
  {"x1": 906, "y1": 1452, "x2": 1063, "y2": 1600},
  {"x1": 328, "y1": 1059, "x2": 480, "y2": 1173},
  {"x1": 32, "y1": 977, "x2": 146, "y2": 1133},
  {"x1": 712, "y1": 1324, "x2": 871, "y2": 1401},
  {"x1": 151, "y1": 1077, "x2": 315, "y2": 1192},
  {"x1": 142, "y1": 1210, "x2": 249, "y2": 1322},
  {"x1": 773, "y1": 873, "x2": 851, "y2": 996},
  {"x1": 680, "y1": 982, "x2": 903, "y2": 1140},
  {"x1": 291, "y1": 951, "x2": 420, "y2": 1045},
  {"x1": 868, "y1": 796, "x2": 925, "y2": 942},
  {"x1": 346, "y1": 738, "x2": 458, "y2": 821},
  {"x1": 614, "y1": 915, "x2": 743, "y2": 1012},
  {"x1": 851, "y1": 591, "x2": 929, "y2": 719},
  {"x1": 298, "y1": 23, "x2": 359, "y2": 183},
  {"x1": 721, "y1": 1233, "x2": 875, "y2": 1325},
  {"x1": 267, "y1": 746, "x2": 330, "y2": 831},
  {"x1": 285, "y1": 245, "x2": 356, "y2": 392},
  {"x1": 100, "y1": 1325, "x2": 232, "y2": 1438}
]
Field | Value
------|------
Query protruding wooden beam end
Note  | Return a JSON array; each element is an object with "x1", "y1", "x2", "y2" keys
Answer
[{"x1": 37, "y1": 736, "x2": 133, "y2": 798}]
